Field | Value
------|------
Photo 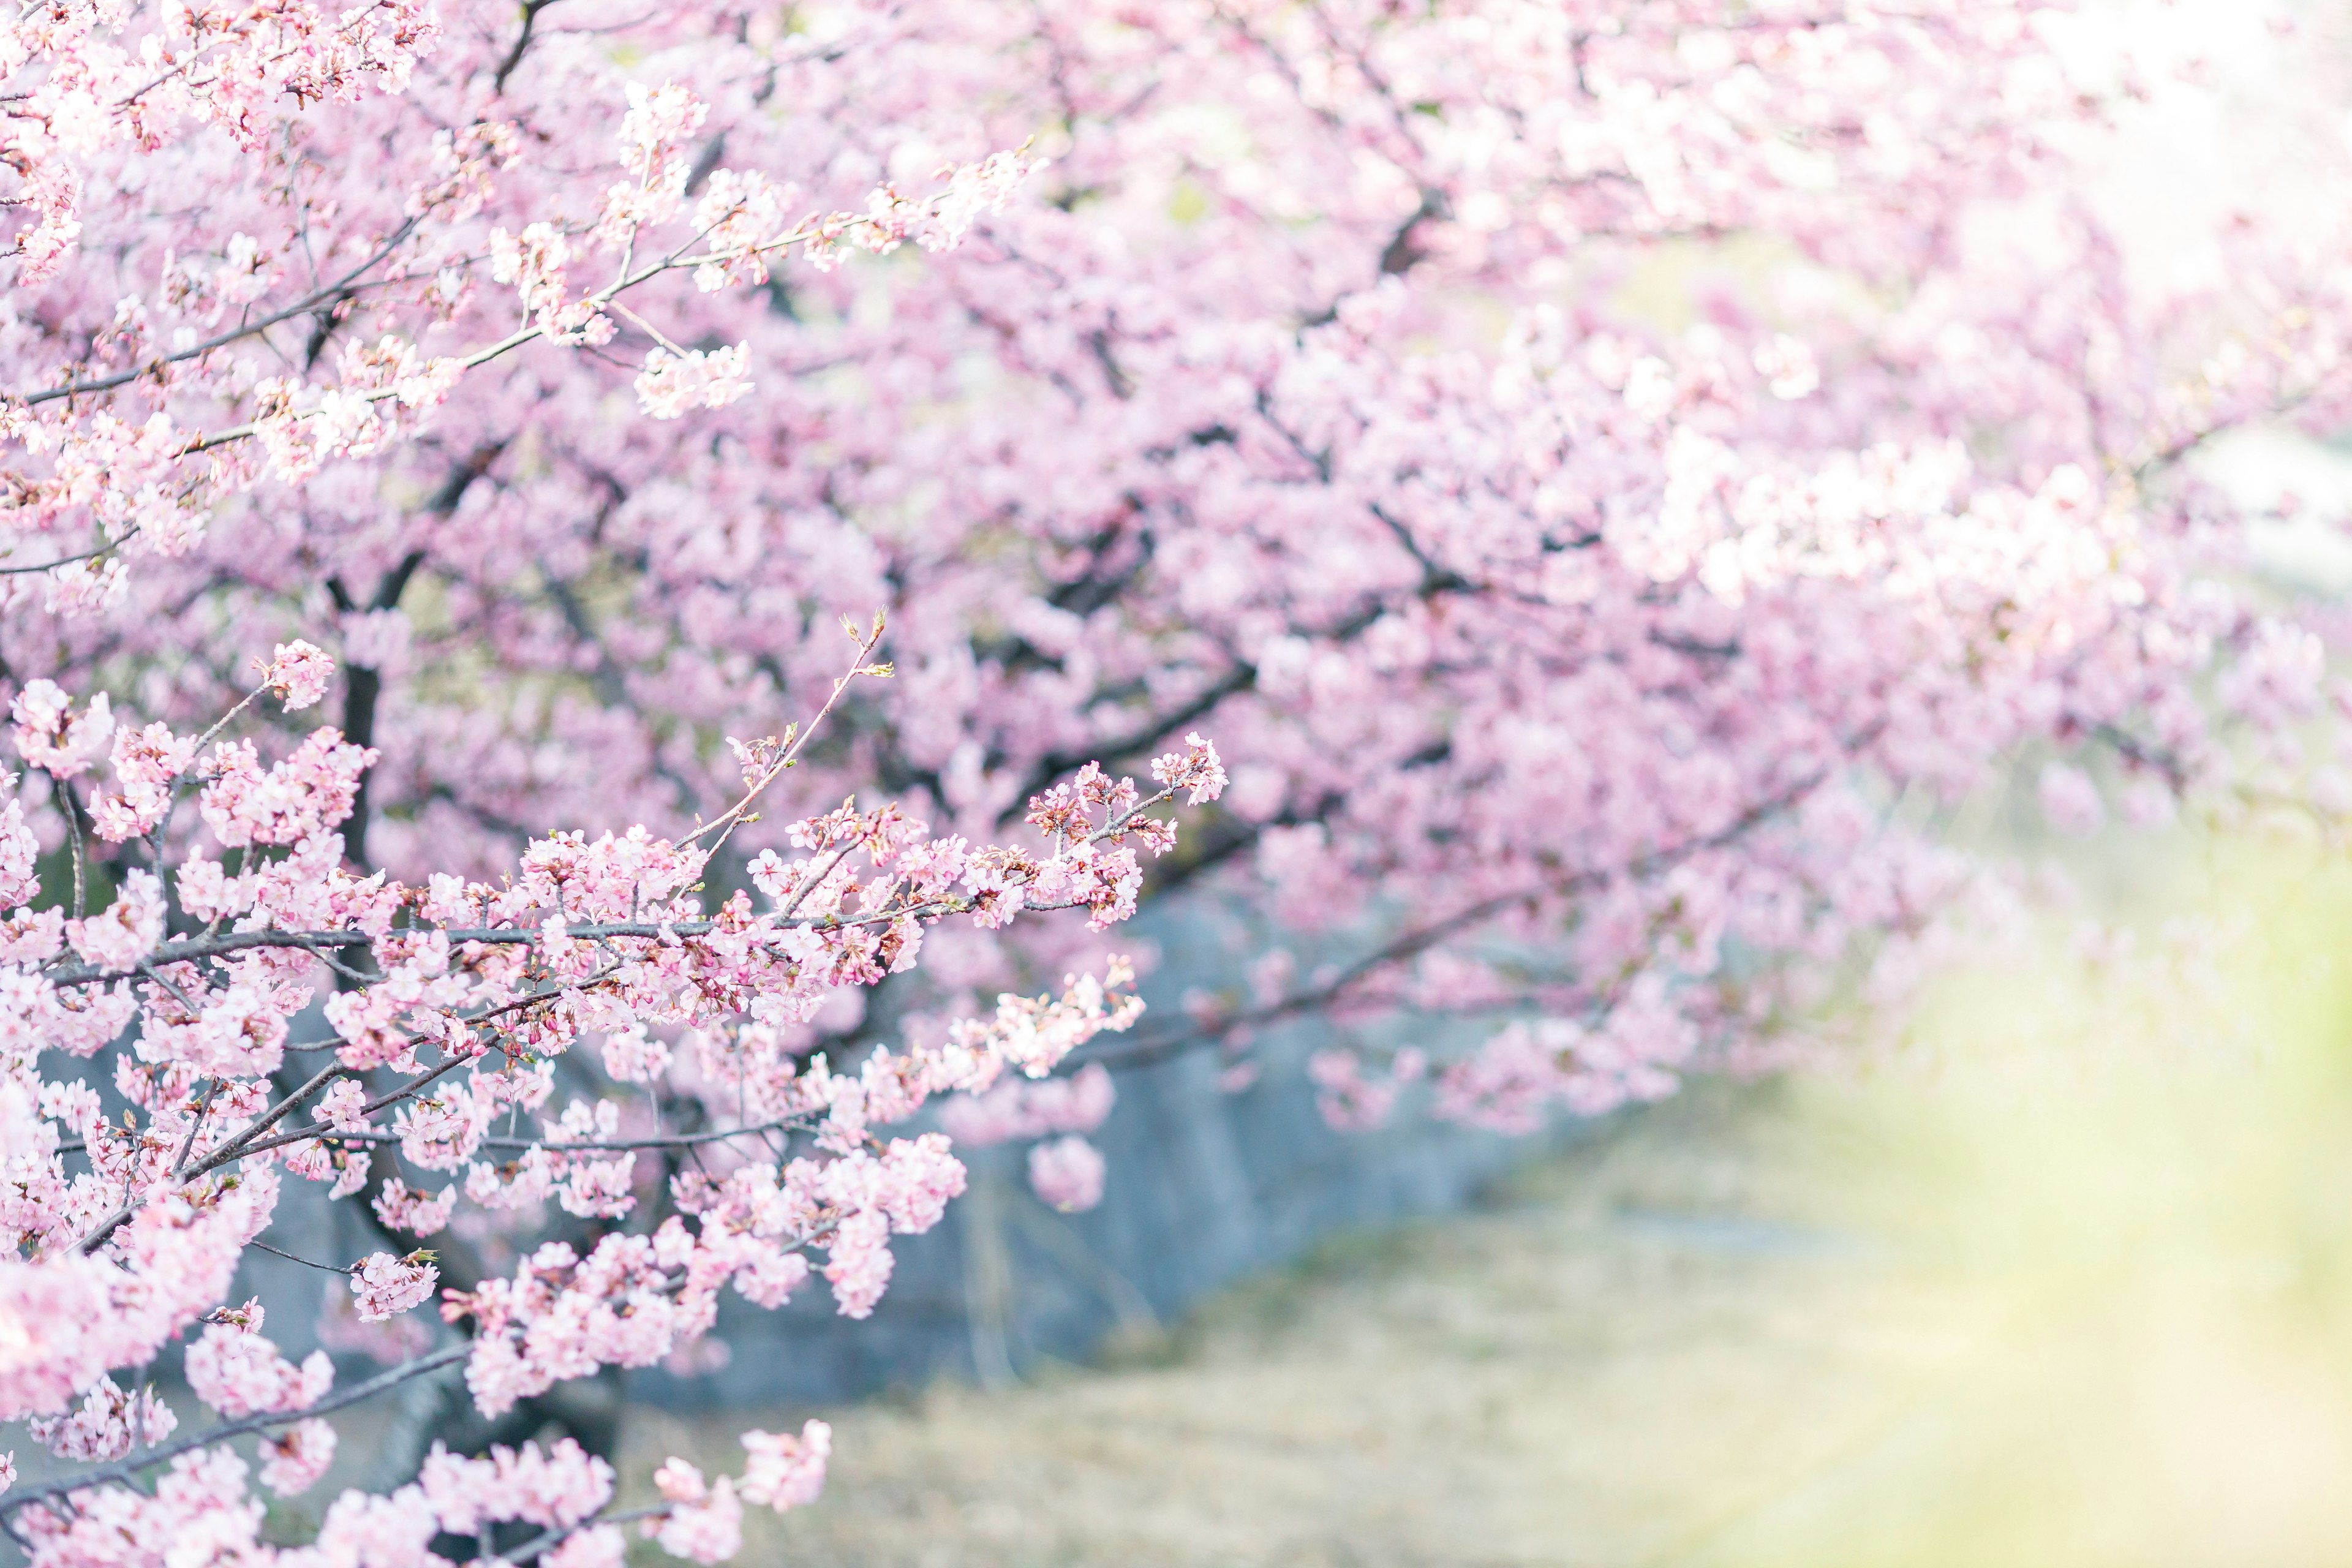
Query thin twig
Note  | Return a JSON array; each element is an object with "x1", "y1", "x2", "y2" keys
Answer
[
  {"x1": 0, "y1": 1344, "x2": 472, "y2": 1517},
  {"x1": 250, "y1": 1238, "x2": 354, "y2": 1275}
]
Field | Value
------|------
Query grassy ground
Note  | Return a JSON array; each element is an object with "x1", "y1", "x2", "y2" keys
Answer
[
  {"x1": 598, "y1": 1083, "x2": 2026, "y2": 1566},
  {"x1": 625, "y1": 997, "x2": 2352, "y2": 1568}
]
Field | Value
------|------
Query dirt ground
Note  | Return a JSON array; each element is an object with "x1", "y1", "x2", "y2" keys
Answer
[{"x1": 624, "y1": 1047, "x2": 2352, "y2": 1568}]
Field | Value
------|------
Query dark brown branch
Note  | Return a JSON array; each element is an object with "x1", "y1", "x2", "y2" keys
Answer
[
  {"x1": 328, "y1": 442, "x2": 503, "y2": 870},
  {"x1": 12, "y1": 221, "x2": 421, "y2": 407}
]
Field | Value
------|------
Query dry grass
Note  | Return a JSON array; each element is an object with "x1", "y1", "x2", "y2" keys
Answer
[
  {"x1": 622, "y1": 1083, "x2": 1996, "y2": 1568},
  {"x1": 625, "y1": 996, "x2": 2352, "y2": 1568}
]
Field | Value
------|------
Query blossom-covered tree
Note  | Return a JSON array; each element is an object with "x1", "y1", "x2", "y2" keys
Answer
[
  {"x1": 2, "y1": 0, "x2": 2348, "y2": 1557},
  {"x1": 0, "y1": 611, "x2": 1227, "y2": 1557}
]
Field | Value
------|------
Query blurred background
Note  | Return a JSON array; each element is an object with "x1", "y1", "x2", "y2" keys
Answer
[{"x1": 611, "y1": 842, "x2": 2352, "y2": 1568}]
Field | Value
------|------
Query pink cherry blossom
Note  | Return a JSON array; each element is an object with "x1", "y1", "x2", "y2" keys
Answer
[
  {"x1": 9, "y1": 682, "x2": 111, "y2": 778},
  {"x1": 184, "y1": 1315, "x2": 333, "y2": 1420},
  {"x1": 419, "y1": 1436, "x2": 614, "y2": 1534},
  {"x1": 941, "y1": 1062, "x2": 1115, "y2": 1146},
  {"x1": 548, "y1": 1525, "x2": 629, "y2": 1568},
  {"x1": 1308, "y1": 1050, "x2": 1403, "y2": 1134},
  {"x1": 26, "y1": 1376, "x2": 175, "y2": 1461},
  {"x1": 649, "y1": 1460, "x2": 743, "y2": 1563},
  {"x1": 371, "y1": 1179, "x2": 455, "y2": 1237},
  {"x1": 599, "y1": 1023, "x2": 672, "y2": 1085},
  {"x1": 63, "y1": 869, "x2": 162, "y2": 970},
  {"x1": 635, "y1": 344, "x2": 753, "y2": 420},
  {"x1": 258, "y1": 1419, "x2": 337, "y2": 1497},
  {"x1": 738, "y1": 1421, "x2": 829, "y2": 1513},
  {"x1": 1027, "y1": 1136, "x2": 1107, "y2": 1215},
  {"x1": 350, "y1": 1252, "x2": 439, "y2": 1322},
  {"x1": 0, "y1": 791, "x2": 37, "y2": 910},
  {"x1": 262, "y1": 642, "x2": 336, "y2": 712},
  {"x1": 2040, "y1": 763, "x2": 2108, "y2": 837},
  {"x1": 198, "y1": 730, "x2": 375, "y2": 848}
]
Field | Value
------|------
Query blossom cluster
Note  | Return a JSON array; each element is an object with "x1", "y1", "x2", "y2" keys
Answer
[
  {"x1": 0, "y1": 637, "x2": 1213, "y2": 1564},
  {"x1": 0, "y1": 0, "x2": 440, "y2": 287},
  {"x1": 0, "y1": 65, "x2": 1038, "y2": 593}
]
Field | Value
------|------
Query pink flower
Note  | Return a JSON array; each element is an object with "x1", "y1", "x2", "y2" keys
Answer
[
  {"x1": 1026, "y1": 1136, "x2": 1106, "y2": 1213},
  {"x1": 198, "y1": 729, "x2": 375, "y2": 848},
  {"x1": 372, "y1": 1179, "x2": 456, "y2": 1237},
  {"x1": 729, "y1": 1249, "x2": 810, "y2": 1309},
  {"x1": 259, "y1": 1417, "x2": 336, "y2": 1496},
  {"x1": 1752, "y1": 334, "x2": 1820, "y2": 399},
  {"x1": 350, "y1": 1251, "x2": 439, "y2": 1322},
  {"x1": 0, "y1": 793, "x2": 36, "y2": 911},
  {"x1": 490, "y1": 221, "x2": 610, "y2": 341},
  {"x1": 1430, "y1": 1022, "x2": 1584, "y2": 1134},
  {"x1": 316, "y1": 1278, "x2": 434, "y2": 1366},
  {"x1": 420, "y1": 1437, "x2": 615, "y2": 1534},
  {"x1": 2039, "y1": 762, "x2": 2106, "y2": 836},
  {"x1": 88, "y1": 721, "x2": 198, "y2": 842},
  {"x1": 600, "y1": 1023, "x2": 672, "y2": 1084},
  {"x1": 1149, "y1": 733, "x2": 1227, "y2": 805},
  {"x1": 654, "y1": 1475, "x2": 743, "y2": 1564},
  {"x1": 940, "y1": 1063, "x2": 1115, "y2": 1147},
  {"x1": 262, "y1": 640, "x2": 336, "y2": 710},
  {"x1": 27, "y1": 1376, "x2": 175, "y2": 1461},
  {"x1": 319, "y1": 1078, "x2": 372, "y2": 1132},
  {"x1": 739, "y1": 1420, "x2": 829, "y2": 1512},
  {"x1": 821, "y1": 1210, "x2": 895, "y2": 1319},
  {"x1": 872, "y1": 1134, "x2": 967, "y2": 1232},
  {"x1": 548, "y1": 1525, "x2": 628, "y2": 1568},
  {"x1": 10, "y1": 680, "x2": 112, "y2": 777},
  {"x1": 312, "y1": 1483, "x2": 444, "y2": 1568},
  {"x1": 64, "y1": 869, "x2": 164, "y2": 970},
  {"x1": 616, "y1": 81, "x2": 709, "y2": 182},
  {"x1": 185, "y1": 1319, "x2": 333, "y2": 1419},
  {"x1": 649, "y1": 1457, "x2": 744, "y2": 1562},
  {"x1": 1307, "y1": 1049, "x2": 1402, "y2": 1133},
  {"x1": 174, "y1": 850, "x2": 250, "y2": 923},
  {"x1": 635, "y1": 343, "x2": 753, "y2": 420},
  {"x1": 19, "y1": 1, "x2": 2352, "y2": 1555}
]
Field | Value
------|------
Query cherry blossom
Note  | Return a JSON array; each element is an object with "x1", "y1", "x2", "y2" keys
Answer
[
  {"x1": 1025, "y1": 1137, "x2": 1107, "y2": 1215},
  {"x1": 0, "y1": 0, "x2": 2290, "y2": 1190},
  {"x1": 2041, "y1": 763, "x2": 2109, "y2": 837},
  {"x1": 4, "y1": 0, "x2": 2351, "y2": 1559},
  {"x1": 419, "y1": 1436, "x2": 614, "y2": 1535},
  {"x1": 10, "y1": 683, "x2": 110, "y2": 779},
  {"x1": 262, "y1": 641, "x2": 336, "y2": 712},
  {"x1": 649, "y1": 1460, "x2": 742, "y2": 1564},
  {"x1": 371, "y1": 1178, "x2": 455, "y2": 1237},
  {"x1": 350, "y1": 1252, "x2": 439, "y2": 1322},
  {"x1": 26, "y1": 1377, "x2": 175, "y2": 1462},
  {"x1": 940, "y1": 1062, "x2": 1115, "y2": 1147},
  {"x1": 0, "y1": 598, "x2": 1208, "y2": 1565},
  {"x1": 184, "y1": 1311, "x2": 334, "y2": 1421},
  {"x1": 738, "y1": 1421, "x2": 830, "y2": 1513},
  {"x1": 258, "y1": 1419, "x2": 337, "y2": 1498}
]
